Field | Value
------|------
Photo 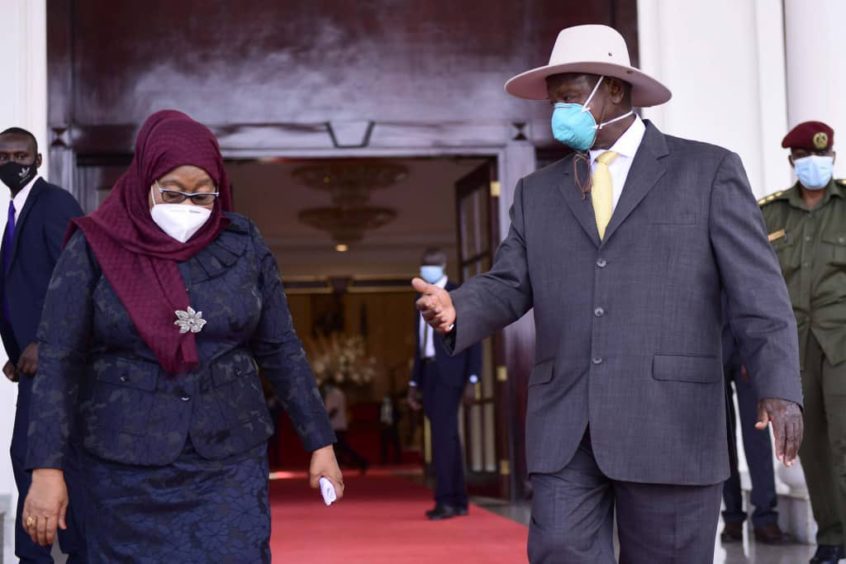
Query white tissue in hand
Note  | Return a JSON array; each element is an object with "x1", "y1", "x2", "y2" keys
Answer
[{"x1": 319, "y1": 477, "x2": 337, "y2": 506}]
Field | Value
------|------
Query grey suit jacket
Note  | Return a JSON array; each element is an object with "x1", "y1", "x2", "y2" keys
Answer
[{"x1": 449, "y1": 122, "x2": 802, "y2": 486}]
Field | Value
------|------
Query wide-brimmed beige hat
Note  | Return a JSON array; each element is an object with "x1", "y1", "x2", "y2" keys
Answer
[{"x1": 505, "y1": 24, "x2": 671, "y2": 107}]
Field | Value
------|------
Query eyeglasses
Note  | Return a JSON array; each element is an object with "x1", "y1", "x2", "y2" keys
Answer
[{"x1": 155, "y1": 181, "x2": 219, "y2": 205}]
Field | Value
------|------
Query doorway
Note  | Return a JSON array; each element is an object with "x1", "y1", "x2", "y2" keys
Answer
[{"x1": 225, "y1": 155, "x2": 509, "y2": 497}]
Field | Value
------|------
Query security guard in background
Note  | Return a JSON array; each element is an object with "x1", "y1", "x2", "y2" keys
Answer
[{"x1": 759, "y1": 120, "x2": 846, "y2": 564}]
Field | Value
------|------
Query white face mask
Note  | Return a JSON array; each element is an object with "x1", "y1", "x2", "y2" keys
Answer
[{"x1": 150, "y1": 190, "x2": 212, "y2": 243}]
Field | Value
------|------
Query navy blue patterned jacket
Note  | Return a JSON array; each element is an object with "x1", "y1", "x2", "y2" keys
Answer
[{"x1": 26, "y1": 213, "x2": 334, "y2": 468}]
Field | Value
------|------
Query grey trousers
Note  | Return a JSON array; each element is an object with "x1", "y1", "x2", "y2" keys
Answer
[{"x1": 528, "y1": 432, "x2": 722, "y2": 564}]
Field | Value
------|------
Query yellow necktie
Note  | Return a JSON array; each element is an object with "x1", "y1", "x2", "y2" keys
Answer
[{"x1": 592, "y1": 151, "x2": 618, "y2": 240}]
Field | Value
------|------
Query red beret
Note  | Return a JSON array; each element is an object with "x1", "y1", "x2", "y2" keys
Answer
[{"x1": 782, "y1": 121, "x2": 834, "y2": 151}]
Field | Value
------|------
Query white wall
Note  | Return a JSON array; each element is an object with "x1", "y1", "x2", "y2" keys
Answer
[
  {"x1": 784, "y1": 0, "x2": 846, "y2": 179},
  {"x1": 636, "y1": 0, "x2": 846, "y2": 544},
  {"x1": 637, "y1": 0, "x2": 791, "y2": 199},
  {"x1": 0, "y1": 0, "x2": 48, "y2": 561}
]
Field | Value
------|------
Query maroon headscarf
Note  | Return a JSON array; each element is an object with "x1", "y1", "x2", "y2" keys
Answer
[{"x1": 72, "y1": 110, "x2": 233, "y2": 374}]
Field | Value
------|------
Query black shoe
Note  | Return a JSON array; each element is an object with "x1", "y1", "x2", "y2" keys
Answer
[
  {"x1": 753, "y1": 522, "x2": 792, "y2": 545},
  {"x1": 425, "y1": 504, "x2": 462, "y2": 520},
  {"x1": 810, "y1": 544, "x2": 846, "y2": 564},
  {"x1": 720, "y1": 521, "x2": 744, "y2": 543}
]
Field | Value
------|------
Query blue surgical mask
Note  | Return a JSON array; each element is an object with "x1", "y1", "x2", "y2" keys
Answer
[
  {"x1": 794, "y1": 155, "x2": 834, "y2": 190},
  {"x1": 550, "y1": 75, "x2": 634, "y2": 151},
  {"x1": 420, "y1": 265, "x2": 445, "y2": 284}
]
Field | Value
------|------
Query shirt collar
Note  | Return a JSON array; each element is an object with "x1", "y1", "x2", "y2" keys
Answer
[
  {"x1": 12, "y1": 174, "x2": 40, "y2": 213},
  {"x1": 434, "y1": 275, "x2": 448, "y2": 289},
  {"x1": 590, "y1": 115, "x2": 645, "y2": 162},
  {"x1": 785, "y1": 178, "x2": 842, "y2": 210}
]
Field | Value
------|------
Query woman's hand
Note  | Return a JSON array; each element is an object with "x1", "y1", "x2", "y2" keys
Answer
[
  {"x1": 309, "y1": 445, "x2": 344, "y2": 501},
  {"x1": 17, "y1": 342, "x2": 39, "y2": 376},
  {"x1": 22, "y1": 469, "x2": 68, "y2": 546}
]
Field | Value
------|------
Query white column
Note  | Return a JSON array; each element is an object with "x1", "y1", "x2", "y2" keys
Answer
[
  {"x1": 637, "y1": 0, "x2": 791, "y2": 198},
  {"x1": 637, "y1": 0, "x2": 820, "y2": 543},
  {"x1": 0, "y1": 0, "x2": 48, "y2": 560},
  {"x1": 784, "y1": 0, "x2": 846, "y2": 178}
]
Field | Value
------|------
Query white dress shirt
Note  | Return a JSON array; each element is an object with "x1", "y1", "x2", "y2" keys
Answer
[
  {"x1": 589, "y1": 116, "x2": 645, "y2": 211},
  {"x1": 419, "y1": 275, "x2": 448, "y2": 359},
  {"x1": 11, "y1": 174, "x2": 40, "y2": 222}
]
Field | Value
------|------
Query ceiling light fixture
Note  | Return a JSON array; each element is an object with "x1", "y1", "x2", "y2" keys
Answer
[{"x1": 293, "y1": 160, "x2": 406, "y2": 246}]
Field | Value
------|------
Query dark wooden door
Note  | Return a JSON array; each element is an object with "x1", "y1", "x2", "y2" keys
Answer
[{"x1": 454, "y1": 160, "x2": 510, "y2": 498}]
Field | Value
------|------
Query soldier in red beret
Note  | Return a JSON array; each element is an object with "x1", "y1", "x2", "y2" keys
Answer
[{"x1": 760, "y1": 120, "x2": 845, "y2": 564}]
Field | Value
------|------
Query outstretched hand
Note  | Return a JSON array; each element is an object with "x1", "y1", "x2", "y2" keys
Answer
[
  {"x1": 756, "y1": 398, "x2": 803, "y2": 466},
  {"x1": 412, "y1": 278, "x2": 455, "y2": 334}
]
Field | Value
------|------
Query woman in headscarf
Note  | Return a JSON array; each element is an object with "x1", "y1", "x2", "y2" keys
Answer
[{"x1": 20, "y1": 110, "x2": 342, "y2": 563}]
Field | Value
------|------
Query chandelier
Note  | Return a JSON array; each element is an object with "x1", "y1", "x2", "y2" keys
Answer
[{"x1": 294, "y1": 161, "x2": 406, "y2": 248}]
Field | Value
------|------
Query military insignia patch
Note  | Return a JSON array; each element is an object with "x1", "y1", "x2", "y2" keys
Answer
[
  {"x1": 813, "y1": 132, "x2": 829, "y2": 150},
  {"x1": 768, "y1": 229, "x2": 785, "y2": 243}
]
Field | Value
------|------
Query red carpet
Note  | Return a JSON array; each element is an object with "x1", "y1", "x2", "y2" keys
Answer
[{"x1": 269, "y1": 469, "x2": 528, "y2": 563}]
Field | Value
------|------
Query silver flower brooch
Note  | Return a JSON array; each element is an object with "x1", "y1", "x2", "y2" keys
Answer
[{"x1": 174, "y1": 307, "x2": 207, "y2": 334}]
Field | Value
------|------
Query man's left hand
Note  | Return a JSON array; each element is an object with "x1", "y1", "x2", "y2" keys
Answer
[
  {"x1": 17, "y1": 343, "x2": 38, "y2": 376},
  {"x1": 756, "y1": 398, "x2": 803, "y2": 466},
  {"x1": 3, "y1": 361, "x2": 18, "y2": 382}
]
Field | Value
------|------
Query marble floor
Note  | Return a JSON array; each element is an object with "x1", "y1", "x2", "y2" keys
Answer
[{"x1": 473, "y1": 496, "x2": 822, "y2": 564}]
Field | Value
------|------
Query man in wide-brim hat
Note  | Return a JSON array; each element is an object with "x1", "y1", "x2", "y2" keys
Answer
[{"x1": 413, "y1": 24, "x2": 803, "y2": 563}]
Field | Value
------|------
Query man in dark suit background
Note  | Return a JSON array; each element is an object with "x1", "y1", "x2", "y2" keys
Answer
[
  {"x1": 720, "y1": 324, "x2": 790, "y2": 545},
  {"x1": 408, "y1": 247, "x2": 482, "y2": 520},
  {"x1": 414, "y1": 25, "x2": 803, "y2": 563},
  {"x1": 0, "y1": 127, "x2": 86, "y2": 563}
]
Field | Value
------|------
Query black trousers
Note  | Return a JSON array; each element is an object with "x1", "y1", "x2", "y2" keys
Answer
[
  {"x1": 333, "y1": 431, "x2": 368, "y2": 468},
  {"x1": 421, "y1": 361, "x2": 467, "y2": 507},
  {"x1": 722, "y1": 371, "x2": 778, "y2": 527},
  {"x1": 528, "y1": 430, "x2": 721, "y2": 564},
  {"x1": 380, "y1": 425, "x2": 402, "y2": 464}
]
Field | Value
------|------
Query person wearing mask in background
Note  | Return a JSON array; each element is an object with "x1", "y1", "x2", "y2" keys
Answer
[
  {"x1": 407, "y1": 247, "x2": 482, "y2": 520},
  {"x1": 759, "y1": 121, "x2": 846, "y2": 564},
  {"x1": 0, "y1": 127, "x2": 86, "y2": 563}
]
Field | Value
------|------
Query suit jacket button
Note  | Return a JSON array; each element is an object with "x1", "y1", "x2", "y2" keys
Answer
[
  {"x1": 594, "y1": 307, "x2": 605, "y2": 317},
  {"x1": 596, "y1": 258, "x2": 607, "y2": 268},
  {"x1": 181, "y1": 395, "x2": 191, "y2": 402},
  {"x1": 592, "y1": 357, "x2": 603, "y2": 365},
  {"x1": 119, "y1": 375, "x2": 128, "y2": 383}
]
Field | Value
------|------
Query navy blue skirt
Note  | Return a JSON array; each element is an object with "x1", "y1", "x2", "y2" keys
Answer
[{"x1": 81, "y1": 440, "x2": 270, "y2": 563}]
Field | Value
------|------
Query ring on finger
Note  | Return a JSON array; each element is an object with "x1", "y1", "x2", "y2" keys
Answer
[{"x1": 25, "y1": 516, "x2": 35, "y2": 528}]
